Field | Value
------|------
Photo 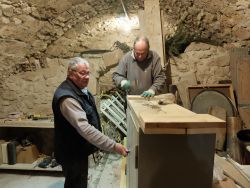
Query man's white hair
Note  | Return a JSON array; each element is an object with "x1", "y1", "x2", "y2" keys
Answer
[{"x1": 68, "y1": 57, "x2": 89, "y2": 71}]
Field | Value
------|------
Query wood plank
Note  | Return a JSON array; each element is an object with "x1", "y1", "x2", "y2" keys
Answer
[
  {"x1": 187, "y1": 84, "x2": 236, "y2": 107},
  {"x1": 227, "y1": 117, "x2": 242, "y2": 163},
  {"x1": 212, "y1": 178, "x2": 237, "y2": 188},
  {"x1": 237, "y1": 58, "x2": 250, "y2": 104},
  {"x1": 139, "y1": 0, "x2": 165, "y2": 66},
  {"x1": 208, "y1": 106, "x2": 227, "y2": 150},
  {"x1": 127, "y1": 99, "x2": 195, "y2": 117},
  {"x1": 229, "y1": 48, "x2": 244, "y2": 91},
  {"x1": 187, "y1": 128, "x2": 226, "y2": 148},
  {"x1": 127, "y1": 93, "x2": 175, "y2": 101},
  {"x1": 176, "y1": 72, "x2": 197, "y2": 109},
  {"x1": 143, "y1": 128, "x2": 186, "y2": 134},
  {"x1": 187, "y1": 127, "x2": 226, "y2": 135},
  {"x1": 139, "y1": 113, "x2": 225, "y2": 129},
  {"x1": 128, "y1": 96, "x2": 225, "y2": 134},
  {"x1": 215, "y1": 154, "x2": 250, "y2": 188},
  {"x1": 120, "y1": 137, "x2": 127, "y2": 188},
  {"x1": 0, "y1": 119, "x2": 54, "y2": 128},
  {"x1": 238, "y1": 107, "x2": 250, "y2": 129},
  {"x1": 229, "y1": 48, "x2": 249, "y2": 103},
  {"x1": 143, "y1": 127, "x2": 225, "y2": 135}
]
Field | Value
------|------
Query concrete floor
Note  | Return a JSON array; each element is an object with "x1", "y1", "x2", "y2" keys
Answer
[{"x1": 0, "y1": 153, "x2": 122, "y2": 188}]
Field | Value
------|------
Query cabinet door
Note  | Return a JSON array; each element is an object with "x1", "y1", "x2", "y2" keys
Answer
[{"x1": 138, "y1": 133, "x2": 215, "y2": 188}]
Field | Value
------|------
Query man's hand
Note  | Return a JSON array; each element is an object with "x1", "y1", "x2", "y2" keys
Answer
[
  {"x1": 120, "y1": 80, "x2": 131, "y2": 91},
  {"x1": 114, "y1": 143, "x2": 128, "y2": 157},
  {"x1": 141, "y1": 89, "x2": 155, "y2": 98}
]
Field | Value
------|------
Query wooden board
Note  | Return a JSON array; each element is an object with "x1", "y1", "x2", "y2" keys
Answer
[
  {"x1": 227, "y1": 117, "x2": 242, "y2": 163},
  {"x1": 208, "y1": 106, "x2": 227, "y2": 150},
  {"x1": 120, "y1": 137, "x2": 127, "y2": 188},
  {"x1": 212, "y1": 178, "x2": 237, "y2": 188},
  {"x1": 176, "y1": 72, "x2": 197, "y2": 109},
  {"x1": 139, "y1": 0, "x2": 165, "y2": 66},
  {"x1": 127, "y1": 95, "x2": 225, "y2": 134},
  {"x1": 187, "y1": 127, "x2": 226, "y2": 136},
  {"x1": 215, "y1": 154, "x2": 250, "y2": 188},
  {"x1": 187, "y1": 84, "x2": 236, "y2": 108},
  {"x1": 139, "y1": 113, "x2": 225, "y2": 128},
  {"x1": 237, "y1": 58, "x2": 250, "y2": 104},
  {"x1": 0, "y1": 158, "x2": 61, "y2": 171},
  {"x1": 229, "y1": 48, "x2": 246, "y2": 91},
  {"x1": 229, "y1": 48, "x2": 250, "y2": 129},
  {"x1": 0, "y1": 119, "x2": 54, "y2": 128},
  {"x1": 229, "y1": 48, "x2": 250, "y2": 104},
  {"x1": 238, "y1": 107, "x2": 250, "y2": 129}
]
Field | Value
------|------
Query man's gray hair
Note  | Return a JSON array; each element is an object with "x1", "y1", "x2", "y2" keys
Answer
[
  {"x1": 68, "y1": 57, "x2": 89, "y2": 71},
  {"x1": 133, "y1": 35, "x2": 150, "y2": 49}
]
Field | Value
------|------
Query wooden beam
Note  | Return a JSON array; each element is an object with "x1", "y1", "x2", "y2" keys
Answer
[{"x1": 139, "y1": 0, "x2": 165, "y2": 66}]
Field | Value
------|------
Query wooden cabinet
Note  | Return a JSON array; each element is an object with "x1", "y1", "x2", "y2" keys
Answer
[
  {"x1": 0, "y1": 120, "x2": 61, "y2": 171},
  {"x1": 126, "y1": 95, "x2": 226, "y2": 188}
]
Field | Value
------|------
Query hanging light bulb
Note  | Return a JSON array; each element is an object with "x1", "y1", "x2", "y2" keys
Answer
[{"x1": 115, "y1": 16, "x2": 139, "y2": 33}]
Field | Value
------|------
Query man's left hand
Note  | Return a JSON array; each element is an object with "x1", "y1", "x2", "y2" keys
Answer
[{"x1": 141, "y1": 89, "x2": 155, "y2": 98}]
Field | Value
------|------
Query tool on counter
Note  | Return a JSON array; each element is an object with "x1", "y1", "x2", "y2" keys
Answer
[
  {"x1": 27, "y1": 114, "x2": 52, "y2": 120},
  {"x1": 157, "y1": 93, "x2": 176, "y2": 105},
  {"x1": 37, "y1": 156, "x2": 52, "y2": 168}
]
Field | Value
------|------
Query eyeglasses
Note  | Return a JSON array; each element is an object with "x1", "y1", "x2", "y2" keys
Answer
[{"x1": 75, "y1": 71, "x2": 90, "y2": 77}]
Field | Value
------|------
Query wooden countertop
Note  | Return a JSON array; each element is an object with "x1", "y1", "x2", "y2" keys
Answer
[{"x1": 127, "y1": 95, "x2": 226, "y2": 134}]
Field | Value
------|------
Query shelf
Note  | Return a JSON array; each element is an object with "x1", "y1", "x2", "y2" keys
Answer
[
  {"x1": 0, "y1": 120, "x2": 57, "y2": 172},
  {"x1": 0, "y1": 159, "x2": 62, "y2": 171},
  {"x1": 0, "y1": 119, "x2": 54, "y2": 128}
]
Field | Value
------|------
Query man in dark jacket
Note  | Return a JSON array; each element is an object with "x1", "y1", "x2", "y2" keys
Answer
[{"x1": 52, "y1": 57, "x2": 128, "y2": 188}]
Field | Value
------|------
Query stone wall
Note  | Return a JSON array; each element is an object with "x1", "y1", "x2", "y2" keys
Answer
[
  {"x1": 0, "y1": 0, "x2": 249, "y2": 116},
  {"x1": 0, "y1": 0, "x2": 139, "y2": 117},
  {"x1": 162, "y1": 0, "x2": 249, "y2": 84},
  {"x1": 171, "y1": 42, "x2": 231, "y2": 84},
  {"x1": 161, "y1": 0, "x2": 250, "y2": 48}
]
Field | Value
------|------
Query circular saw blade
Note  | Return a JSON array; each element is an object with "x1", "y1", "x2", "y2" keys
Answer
[{"x1": 191, "y1": 89, "x2": 236, "y2": 117}]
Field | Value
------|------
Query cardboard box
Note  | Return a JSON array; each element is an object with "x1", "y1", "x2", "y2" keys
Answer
[{"x1": 16, "y1": 145, "x2": 39, "y2": 163}]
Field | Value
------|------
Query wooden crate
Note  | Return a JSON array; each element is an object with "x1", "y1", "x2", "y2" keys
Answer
[{"x1": 187, "y1": 84, "x2": 236, "y2": 109}]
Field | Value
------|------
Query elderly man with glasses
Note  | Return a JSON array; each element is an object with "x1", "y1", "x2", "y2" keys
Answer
[{"x1": 52, "y1": 57, "x2": 128, "y2": 188}]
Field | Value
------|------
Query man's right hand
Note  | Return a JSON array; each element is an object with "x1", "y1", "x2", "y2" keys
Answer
[
  {"x1": 115, "y1": 143, "x2": 128, "y2": 157},
  {"x1": 120, "y1": 80, "x2": 131, "y2": 91}
]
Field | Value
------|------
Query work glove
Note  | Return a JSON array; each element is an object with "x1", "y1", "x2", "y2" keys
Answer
[
  {"x1": 141, "y1": 89, "x2": 155, "y2": 98},
  {"x1": 120, "y1": 80, "x2": 131, "y2": 91}
]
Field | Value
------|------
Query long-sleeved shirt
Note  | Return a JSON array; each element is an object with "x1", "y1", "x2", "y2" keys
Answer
[
  {"x1": 60, "y1": 97, "x2": 116, "y2": 152},
  {"x1": 112, "y1": 50, "x2": 166, "y2": 95}
]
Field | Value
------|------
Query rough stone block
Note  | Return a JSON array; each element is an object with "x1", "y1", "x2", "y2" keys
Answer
[{"x1": 102, "y1": 49, "x2": 123, "y2": 69}]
